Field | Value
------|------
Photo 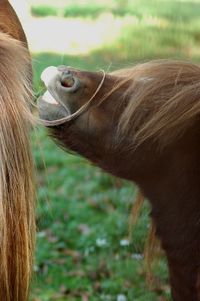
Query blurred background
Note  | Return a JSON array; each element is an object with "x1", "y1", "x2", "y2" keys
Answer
[{"x1": 10, "y1": 0, "x2": 200, "y2": 300}]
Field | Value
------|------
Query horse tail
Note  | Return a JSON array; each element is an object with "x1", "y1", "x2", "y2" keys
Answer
[{"x1": 0, "y1": 32, "x2": 35, "y2": 301}]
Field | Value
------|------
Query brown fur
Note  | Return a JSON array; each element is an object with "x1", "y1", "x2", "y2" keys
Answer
[
  {"x1": 0, "y1": 2, "x2": 35, "y2": 301},
  {"x1": 39, "y1": 60, "x2": 200, "y2": 301},
  {"x1": 114, "y1": 60, "x2": 200, "y2": 147},
  {"x1": 0, "y1": 0, "x2": 27, "y2": 43}
]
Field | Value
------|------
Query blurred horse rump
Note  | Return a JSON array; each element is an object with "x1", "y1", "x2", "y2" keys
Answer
[{"x1": 0, "y1": 1, "x2": 35, "y2": 301}]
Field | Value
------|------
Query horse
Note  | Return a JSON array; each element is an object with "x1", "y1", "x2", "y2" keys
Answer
[
  {"x1": 0, "y1": 1, "x2": 35, "y2": 300},
  {"x1": 38, "y1": 61, "x2": 200, "y2": 301}
]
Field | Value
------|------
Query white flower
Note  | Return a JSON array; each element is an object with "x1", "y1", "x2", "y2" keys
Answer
[
  {"x1": 37, "y1": 231, "x2": 46, "y2": 238},
  {"x1": 96, "y1": 238, "x2": 107, "y2": 247},
  {"x1": 33, "y1": 265, "x2": 39, "y2": 272},
  {"x1": 131, "y1": 253, "x2": 144, "y2": 260},
  {"x1": 100, "y1": 294, "x2": 112, "y2": 301},
  {"x1": 120, "y1": 239, "x2": 130, "y2": 246},
  {"x1": 117, "y1": 294, "x2": 127, "y2": 301},
  {"x1": 84, "y1": 246, "x2": 95, "y2": 256},
  {"x1": 115, "y1": 254, "x2": 120, "y2": 260}
]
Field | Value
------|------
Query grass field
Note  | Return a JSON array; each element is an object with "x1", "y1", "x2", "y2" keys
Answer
[
  {"x1": 31, "y1": 1, "x2": 200, "y2": 300},
  {"x1": 32, "y1": 127, "x2": 166, "y2": 301},
  {"x1": 30, "y1": 0, "x2": 200, "y2": 22}
]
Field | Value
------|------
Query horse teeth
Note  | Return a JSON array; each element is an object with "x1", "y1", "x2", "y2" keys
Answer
[{"x1": 42, "y1": 91, "x2": 58, "y2": 105}]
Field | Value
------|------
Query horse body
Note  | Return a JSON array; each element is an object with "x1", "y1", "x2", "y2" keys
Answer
[{"x1": 39, "y1": 61, "x2": 200, "y2": 300}]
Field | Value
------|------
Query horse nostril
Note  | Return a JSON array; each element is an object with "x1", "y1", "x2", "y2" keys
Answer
[
  {"x1": 58, "y1": 66, "x2": 75, "y2": 88},
  {"x1": 60, "y1": 74, "x2": 75, "y2": 88}
]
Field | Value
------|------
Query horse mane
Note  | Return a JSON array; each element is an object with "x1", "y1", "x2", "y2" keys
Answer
[
  {"x1": 109, "y1": 60, "x2": 200, "y2": 147},
  {"x1": 0, "y1": 32, "x2": 35, "y2": 301}
]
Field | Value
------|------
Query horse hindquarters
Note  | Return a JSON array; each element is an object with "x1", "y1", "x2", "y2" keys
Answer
[{"x1": 0, "y1": 2, "x2": 35, "y2": 301}]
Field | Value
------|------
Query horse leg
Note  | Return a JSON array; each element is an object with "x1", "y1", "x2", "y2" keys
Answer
[
  {"x1": 151, "y1": 213, "x2": 200, "y2": 301},
  {"x1": 167, "y1": 255, "x2": 199, "y2": 301},
  {"x1": 141, "y1": 182, "x2": 200, "y2": 299}
]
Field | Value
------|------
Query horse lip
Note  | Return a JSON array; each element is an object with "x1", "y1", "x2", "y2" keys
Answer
[
  {"x1": 42, "y1": 90, "x2": 58, "y2": 105},
  {"x1": 47, "y1": 86, "x2": 71, "y2": 115},
  {"x1": 38, "y1": 94, "x2": 70, "y2": 123}
]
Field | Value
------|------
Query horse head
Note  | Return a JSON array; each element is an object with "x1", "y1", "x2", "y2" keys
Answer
[{"x1": 38, "y1": 65, "x2": 143, "y2": 180}]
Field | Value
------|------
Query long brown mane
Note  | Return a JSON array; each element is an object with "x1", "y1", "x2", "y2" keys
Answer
[
  {"x1": 0, "y1": 32, "x2": 35, "y2": 301},
  {"x1": 109, "y1": 60, "x2": 200, "y2": 147}
]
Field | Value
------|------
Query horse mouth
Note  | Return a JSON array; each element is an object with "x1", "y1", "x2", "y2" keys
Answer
[
  {"x1": 38, "y1": 66, "x2": 82, "y2": 123},
  {"x1": 41, "y1": 90, "x2": 59, "y2": 105}
]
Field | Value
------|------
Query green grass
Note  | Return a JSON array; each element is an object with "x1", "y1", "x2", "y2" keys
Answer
[
  {"x1": 31, "y1": 5, "x2": 58, "y2": 17},
  {"x1": 31, "y1": 0, "x2": 200, "y2": 22},
  {"x1": 31, "y1": 127, "x2": 169, "y2": 301},
  {"x1": 32, "y1": 4, "x2": 105, "y2": 19},
  {"x1": 31, "y1": 1, "x2": 200, "y2": 300}
]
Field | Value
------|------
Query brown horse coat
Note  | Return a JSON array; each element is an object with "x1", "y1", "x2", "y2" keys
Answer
[{"x1": 39, "y1": 61, "x2": 200, "y2": 301}]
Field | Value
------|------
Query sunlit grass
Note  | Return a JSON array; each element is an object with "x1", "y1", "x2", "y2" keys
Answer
[
  {"x1": 27, "y1": 11, "x2": 200, "y2": 58},
  {"x1": 30, "y1": 0, "x2": 200, "y2": 23}
]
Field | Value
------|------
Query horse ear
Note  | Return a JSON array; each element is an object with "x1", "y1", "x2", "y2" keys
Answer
[
  {"x1": 0, "y1": 0, "x2": 27, "y2": 44},
  {"x1": 0, "y1": 0, "x2": 33, "y2": 85}
]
